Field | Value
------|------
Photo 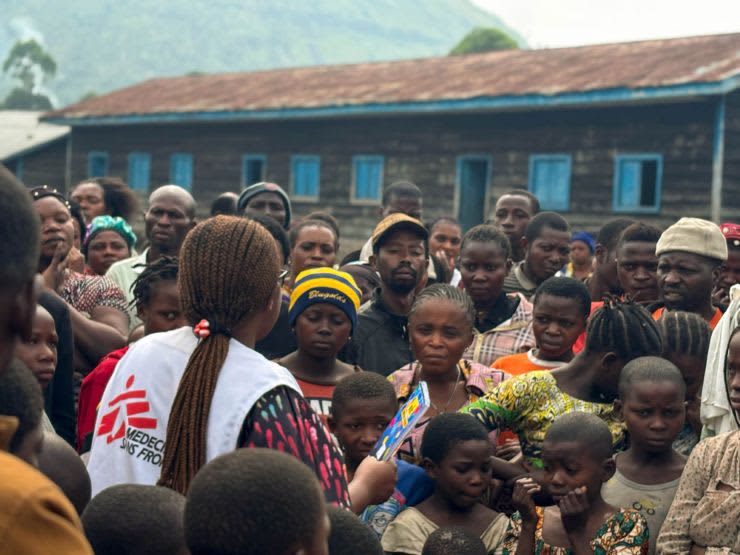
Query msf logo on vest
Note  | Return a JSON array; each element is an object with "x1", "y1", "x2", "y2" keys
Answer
[{"x1": 96, "y1": 374, "x2": 165, "y2": 466}]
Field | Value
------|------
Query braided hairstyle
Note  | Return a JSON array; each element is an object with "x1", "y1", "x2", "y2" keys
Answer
[
  {"x1": 408, "y1": 283, "x2": 475, "y2": 328},
  {"x1": 130, "y1": 256, "x2": 180, "y2": 311},
  {"x1": 158, "y1": 216, "x2": 280, "y2": 494},
  {"x1": 658, "y1": 311, "x2": 710, "y2": 363},
  {"x1": 583, "y1": 296, "x2": 662, "y2": 360}
]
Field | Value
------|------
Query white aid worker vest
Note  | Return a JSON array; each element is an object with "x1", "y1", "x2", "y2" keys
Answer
[{"x1": 87, "y1": 326, "x2": 301, "y2": 496}]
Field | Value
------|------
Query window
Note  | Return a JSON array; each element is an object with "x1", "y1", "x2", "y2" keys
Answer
[
  {"x1": 169, "y1": 153, "x2": 193, "y2": 191},
  {"x1": 127, "y1": 152, "x2": 151, "y2": 191},
  {"x1": 291, "y1": 155, "x2": 320, "y2": 199},
  {"x1": 242, "y1": 154, "x2": 266, "y2": 187},
  {"x1": 528, "y1": 155, "x2": 571, "y2": 211},
  {"x1": 352, "y1": 156, "x2": 384, "y2": 202},
  {"x1": 88, "y1": 151, "x2": 109, "y2": 177},
  {"x1": 613, "y1": 154, "x2": 662, "y2": 213},
  {"x1": 456, "y1": 155, "x2": 491, "y2": 231}
]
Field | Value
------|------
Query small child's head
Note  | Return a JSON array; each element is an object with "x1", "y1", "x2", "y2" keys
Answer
[
  {"x1": 37, "y1": 432, "x2": 91, "y2": 515},
  {"x1": 408, "y1": 284, "x2": 475, "y2": 376},
  {"x1": 421, "y1": 413, "x2": 492, "y2": 510},
  {"x1": 131, "y1": 256, "x2": 186, "y2": 335},
  {"x1": 582, "y1": 298, "x2": 662, "y2": 402},
  {"x1": 522, "y1": 212, "x2": 571, "y2": 284},
  {"x1": 531, "y1": 277, "x2": 590, "y2": 361},
  {"x1": 616, "y1": 357, "x2": 686, "y2": 455},
  {"x1": 658, "y1": 311, "x2": 710, "y2": 403},
  {"x1": 0, "y1": 359, "x2": 44, "y2": 466},
  {"x1": 14, "y1": 304, "x2": 57, "y2": 391},
  {"x1": 185, "y1": 449, "x2": 329, "y2": 555},
  {"x1": 725, "y1": 327, "x2": 740, "y2": 425},
  {"x1": 542, "y1": 412, "x2": 615, "y2": 504},
  {"x1": 329, "y1": 372, "x2": 398, "y2": 470},
  {"x1": 422, "y1": 527, "x2": 487, "y2": 555},
  {"x1": 327, "y1": 506, "x2": 383, "y2": 555},
  {"x1": 82, "y1": 484, "x2": 187, "y2": 555},
  {"x1": 338, "y1": 263, "x2": 381, "y2": 305},
  {"x1": 459, "y1": 224, "x2": 512, "y2": 307}
]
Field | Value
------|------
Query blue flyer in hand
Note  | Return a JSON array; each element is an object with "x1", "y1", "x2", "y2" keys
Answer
[{"x1": 372, "y1": 381, "x2": 430, "y2": 462}]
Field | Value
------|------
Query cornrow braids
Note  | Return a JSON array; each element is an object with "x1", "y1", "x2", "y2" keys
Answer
[
  {"x1": 408, "y1": 283, "x2": 475, "y2": 328},
  {"x1": 583, "y1": 296, "x2": 662, "y2": 360},
  {"x1": 130, "y1": 256, "x2": 180, "y2": 311},
  {"x1": 158, "y1": 216, "x2": 280, "y2": 494},
  {"x1": 658, "y1": 311, "x2": 710, "y2": 362}
]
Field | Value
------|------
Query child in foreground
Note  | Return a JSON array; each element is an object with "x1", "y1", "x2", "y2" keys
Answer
[
  {"x1": 505, "y1": 412, "x2": 649, "y2": 555},
  {"x1": 602, "y1": 357, "x2": 687, "y2": 555},
  {"x1": 0, "y1": 359, "x2": 45, "y2": 467},
  {"x1": 381, "y1": 413, "x2": 510, "y2": 555},
  {"x1": 329, "y1": 372, "x2": 433, "y2": 535},
  {"x1": 492, "y1": 277, "x2": 589, "y2": 376}
]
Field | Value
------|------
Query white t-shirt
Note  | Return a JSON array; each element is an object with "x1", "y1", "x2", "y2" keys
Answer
[{"x1": 86, "y1": 326, "x2": 300, "y2": 496}]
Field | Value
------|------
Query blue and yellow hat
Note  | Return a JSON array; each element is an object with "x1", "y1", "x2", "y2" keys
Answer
[{"x1": 289, "y1": 268, "x2": 362, "y2": 330}]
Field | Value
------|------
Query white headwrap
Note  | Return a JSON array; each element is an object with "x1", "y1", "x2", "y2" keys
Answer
[{"x1": 701, "y1": 284, "x2": 740, "y2": 436}]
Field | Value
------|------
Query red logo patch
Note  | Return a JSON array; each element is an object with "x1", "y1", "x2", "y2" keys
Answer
[{"x1": 96, "y1": 375, "x2": 157, "y2": 443}]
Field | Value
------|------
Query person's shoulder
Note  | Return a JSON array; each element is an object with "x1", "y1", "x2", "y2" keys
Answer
[
  {"x1": 694, "y1": 429, "x2": 740, "y2": 456},
  {"x1": 106, "y1": 253, "x2": 141, "y2": 274}
]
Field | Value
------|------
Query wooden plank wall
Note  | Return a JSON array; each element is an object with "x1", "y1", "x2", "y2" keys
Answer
[
  {"x1": 13, "y1": 138, "x2": 68, "y2": 190},
  {"x1": 69, "y1": 99, "x2": 718, "y2": 250}
]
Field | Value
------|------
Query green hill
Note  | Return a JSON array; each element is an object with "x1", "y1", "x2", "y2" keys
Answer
[{"x1": 1, "y1": 0, "x2": 522, "y2": 106}]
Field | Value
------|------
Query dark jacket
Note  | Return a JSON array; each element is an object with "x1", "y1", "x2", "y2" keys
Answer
[
  {"x1": 343, "y1": 289, "x2": 414, "y2": 376},
  {"x1": 39, "y1": 292, "x2": 76, "y2": 446},
  {"x1": 255, "y1": 301, "x2": 297, "y2": 360}
]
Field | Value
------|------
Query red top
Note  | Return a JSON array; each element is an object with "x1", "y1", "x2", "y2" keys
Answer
[
  {"x1": 652, "y1": 306, "x2": 723, "y2": 330},
  {"x1": 77, "y1": 346, "x2": 129, "y2": 452},
  {"x1": 294, "y1": 378, "x2": 335, "y2": 427}
]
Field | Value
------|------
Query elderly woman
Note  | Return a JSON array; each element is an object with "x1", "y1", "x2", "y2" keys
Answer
[{"x1": 83, "y1": 216, "x2": 137, "y2": 276}]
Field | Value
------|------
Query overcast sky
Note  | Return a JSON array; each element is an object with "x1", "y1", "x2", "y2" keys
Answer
[{"x1": 472, "y1": 0, "x2": 740, "y2": 48}]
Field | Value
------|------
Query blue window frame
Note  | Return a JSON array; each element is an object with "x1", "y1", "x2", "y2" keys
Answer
[
  {"x1": 456, "y1": 155, "x2": 492, "y2": 232},
  {"x1": 88, "y1": 151, "x2": 109, "y2": 177},
  {"x1": 242, "y1": 154, "x2": 266, "y2": 187},
  {"x1": 169, "y1": 153, "x2": 193, "y2": 191},
  {"x1": 291, "y1": 155, "x2": 320, "y2": 199},
  {"x1": 352, "y1": 156, "x2": 384, "y2": 202},
  {"x1": 613, "y1": 154, "x2": 663, "y2": 213},
  {"x1": 127, "y1": 152, "x2": 151, "y2": 191},
  {"x1": 528, "y1": 154, "x2": 571, "y2": 211}
]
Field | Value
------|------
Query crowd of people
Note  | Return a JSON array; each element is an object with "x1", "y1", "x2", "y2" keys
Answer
[{"x1": 0, "y1": 165, "x2": 739, "y2": 555}]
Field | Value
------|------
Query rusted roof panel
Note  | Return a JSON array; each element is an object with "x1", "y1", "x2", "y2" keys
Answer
[{"x1": 47, "y1": 33, "x2": 740, "y2": 121}]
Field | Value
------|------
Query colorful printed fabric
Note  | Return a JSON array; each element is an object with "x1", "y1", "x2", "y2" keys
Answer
[
  {"x1": 463, "y1": 292, "x2": 535, "y2": 367},
  {"x1": 238, "y1": 385, "x2": 351, "y2": 509},
  {"x1": 462, "y1": 371, "x2": 625, "y2": 469},
  {"x1": 501, "y1": 507, "x2": 650, "y2": 555},
  {"x1": 387, "y1": 360, "x2": 508, "y2": 464},
  {"x1": 60, "y1": 271, "x2": 128, "y2": 318}
]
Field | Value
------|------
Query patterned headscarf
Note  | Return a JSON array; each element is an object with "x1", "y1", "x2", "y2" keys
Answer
[{"x1": 84, "y1": 215, "x2": 137, "y2": 250}]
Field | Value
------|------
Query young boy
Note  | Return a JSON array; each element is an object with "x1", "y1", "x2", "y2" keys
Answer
[
  {"x1": 82, "y1": 484, "x2": 187, "y2": 555},
  {"x1": 38, "y1": 432, "x2": 91, "y2": 516},
  {"x1": 329, "y1": 372, "x2": 434, "y2": 538},
  {"x1": 492, "y1": 277, "x2": 590, "y2": 376},
  {"x1": 602, "y1": 357, "x2": 687, "y2": 554},
  {"x1": 327, "y1": 505, "x2": 383, "y2": 555},
  {"x1": 506, "y1": 412, "x2": 650, "y2": 554},
  {"x1": 382, "y1": 413, "x2": 510, "y2": 555},
  {"x1": 76, "y1": 256, "x2": 185, "y2": 451},
  {"x1": 184, "y1": 449, "x2": 330, "y2": 555}
]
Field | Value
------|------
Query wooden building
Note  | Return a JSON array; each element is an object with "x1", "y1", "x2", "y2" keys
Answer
[
  {"x1": 1, "y1": 111, "x2": 69, "y2": 188},
  {"x1": 44, "y1": 33, "x2": 740, "y2": 246}
]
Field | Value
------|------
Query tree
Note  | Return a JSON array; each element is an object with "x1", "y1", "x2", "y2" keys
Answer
[
  {"x1": 449, "y1": 27, "x2": 518, "y2": 56},
  {"x1": 2, "y1": 39, "x2": 57, "y2": 109}
]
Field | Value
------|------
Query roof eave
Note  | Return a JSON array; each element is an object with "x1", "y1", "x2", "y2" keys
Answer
[
  {"x1": 44, "y1": 75, "x2": 740, "y2": 127},
  {"x1": 0, "y1": 132, "x2": 70, "y2": 162}
]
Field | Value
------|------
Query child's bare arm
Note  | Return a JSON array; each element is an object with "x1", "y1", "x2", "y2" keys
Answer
[
  {"x1": 511, "y1": 478, "x2": 540, "y2": 555},
  {"x1": 559, "y1": 487, "x2": 592, "y2": 555}
]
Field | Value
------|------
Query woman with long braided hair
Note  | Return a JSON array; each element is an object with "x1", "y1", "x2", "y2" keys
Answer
[{"x1": 85, "y1": 216, "x2": 352, "y2": 507}]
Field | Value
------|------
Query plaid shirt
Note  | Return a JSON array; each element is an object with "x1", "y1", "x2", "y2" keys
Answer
[{"x1": 463, "y1": 292, "x2": 535, "y2": 366}]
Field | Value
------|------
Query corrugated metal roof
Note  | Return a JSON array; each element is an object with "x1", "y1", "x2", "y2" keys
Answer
[
  {"x1": 0, "y1": 111, "x2": 69, "y2": 160},
  {"x1": 46, "y1": 33, "x2": 740, "y2": 123}
]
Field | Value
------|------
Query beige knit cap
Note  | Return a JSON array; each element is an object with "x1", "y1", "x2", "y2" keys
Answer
[{"x1": 656, "y1": 217, "x2": 728, "y2": 261}]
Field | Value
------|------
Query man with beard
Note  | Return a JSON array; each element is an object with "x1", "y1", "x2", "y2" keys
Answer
[
  {"x1": 651, "y1": 217, "x2": 727, "y2": 330},
  {"x1": 345, "y1": 214, "x2": 428, "y2": 376},
  {"x1": 107, "y1": 185, "x2": 196, "y2": 329}
]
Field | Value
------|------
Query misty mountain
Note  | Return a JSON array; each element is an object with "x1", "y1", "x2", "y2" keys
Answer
[{"x1": 1, "y1": 0, "x2": 522, "y2": 106}]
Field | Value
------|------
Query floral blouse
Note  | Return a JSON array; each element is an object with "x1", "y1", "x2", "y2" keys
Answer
[
  {"x1": 656, "y1": 430, "x2": 740, "y2": 554},
  {"x1": 387, "y1": 360, "x2": 508, "y2": 465},
  {"x1": 60, "y1": 271, "x2": 128, "y2": 317},
  {"x1": 502, "y1": 507, "x2": 650, "y2": 555}
]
